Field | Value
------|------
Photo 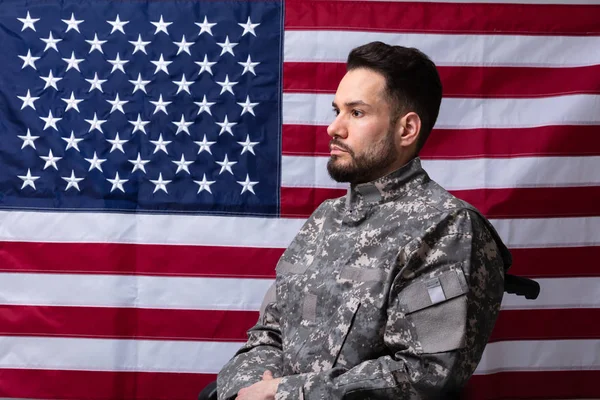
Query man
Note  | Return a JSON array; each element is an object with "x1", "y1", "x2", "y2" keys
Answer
[{"x1": 217, "y1": 41, "x2": 510, "y2": 400}]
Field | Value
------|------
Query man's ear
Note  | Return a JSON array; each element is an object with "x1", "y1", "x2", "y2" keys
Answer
[{"x1": 396, "y1": 112, "x2": 421, "y2": 148}]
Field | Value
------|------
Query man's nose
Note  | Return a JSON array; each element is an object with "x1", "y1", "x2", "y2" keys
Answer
[{"x1": 327, "y1": 115, "x2": 347, "y2": 138}]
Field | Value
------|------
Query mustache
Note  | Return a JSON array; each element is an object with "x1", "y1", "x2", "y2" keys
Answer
[{"x1": 329, "y1": 139, "x2": 353, "y2": 155}]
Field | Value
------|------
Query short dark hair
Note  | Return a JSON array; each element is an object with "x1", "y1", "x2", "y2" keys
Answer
[{"x1": 347, "y1": 41, "x2": 443, "y2": 153}]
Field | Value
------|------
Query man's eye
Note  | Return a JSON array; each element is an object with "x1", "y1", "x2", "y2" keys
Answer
[
  {"x1": 332, "y1": 109, "x2": 340, "y2": 116},
  {"x1": 352, "y1": 110, "x2": 363, "y2": 117}
]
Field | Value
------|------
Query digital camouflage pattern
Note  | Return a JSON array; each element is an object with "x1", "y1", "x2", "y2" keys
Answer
[{"x1": 217, "y1": 157, "x2": 511, "y2": 399}]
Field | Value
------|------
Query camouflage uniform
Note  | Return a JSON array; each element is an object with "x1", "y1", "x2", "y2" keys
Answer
[{"x1": 217, "y1": 157, "x2": 510, "y2": 399}]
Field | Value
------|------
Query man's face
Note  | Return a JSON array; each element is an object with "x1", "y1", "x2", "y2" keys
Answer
[{"x1": 327, "y1": 68, "x2": 398, "y2": 184}]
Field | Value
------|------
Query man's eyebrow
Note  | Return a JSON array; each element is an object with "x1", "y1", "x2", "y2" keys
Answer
[{"x1": 331, "y1": 100, "x2": 371, "y2": 108}]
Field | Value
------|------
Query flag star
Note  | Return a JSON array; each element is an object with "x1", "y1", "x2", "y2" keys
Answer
[
  {"x1": 41, "y1": 32, "x2": 62, "y2": 52},
  {"x1": 40, "y1": 110, "x2": 62, "y2": 131},
  {"x1": 129, "y1": 153, "x2": 150, "y2": 173},
  {"x1": 151, "y1": 15, "x2": 172, "y2": 35},
  {"x1": 107, "y1": 93, "x2": 128, "y2": 114},
  {"x1": 129, "y1": 73, "x2": 151, "y2": 94},
  {"x1": 216, "y1": 115, "x2": 237, "y2": 136},
  {"x1": 172, "y1": 115, "x2": 193, "y2": 135},
  {"x1": 86, "y1": 73, "x2": 107, "y2": 92},
  {"x1": 173, "y1": 154, "x2": 193, "y2": 174},
  {"x1": 196, "y1": 16, "x2": 217, "y2": 36},
  {"x1": 151, "y1": 54, "x2": 172, "y2": 75},
  {"x1": 216, "y1": 36, "x2": 238, "y2": 57},
  {"x1": 195, "y1": 135, "x2": 216, "y2": 154},
  {"x1": 18, "y1": 129, "x2": 39, "y2": 149},
  {"x1": 238, "y1": 17, "x2": 260, "y2": 37},
  {"x1": 62, "y1": 51, "x2": 84, "y2": 72},
  {"x1": 107, "y1": 172, "x2": 128, "y2": 192},
  {"x1": 107, "y1": 132, "x2": 128, "y2": 153},
  {"x1": 62, "y1": 170, "x2": 84, "y2": 191},
  {"x1": 237, "y1": 96, "x2": 259, "y2": 116},
  {"x1": 107, "y1": 15, "x2": 129, "y2": 34},
  {"x1": 238, "y1": 55, "x2": 260, "y2": 76},
  {"x1": 41, "y1": 70, "x2": 62, "y2": 90},
  {"x1": 216, "y1": 154, "x2": 237, "y2": 175},
  {"x1": 108, "y1": 53, "x2": 129, "y2": 74},
  {"x1": 61, "y1": 92, "x2": 84, "y2": 112},
  {"x1": 173, "y1": 74, "x2": 193, "y2": 94},
  {"x1": 62, "y1": 131, "x2": 84, "y2": 151},
  {"x1": 195, "y1": 55, "x2": 217, "y2": 75},
  {"x1": 85, "y1": 151, "x2": 107, "y2": 172},
  {"x1": 40, "y1": 149, "x2": 62, "y2": 170},
  {"x1": 19, "y1": 50, "x2": 40, "y2": 70},
  {"x1": 18, "y1": 169, "x2": 40, "y2": 190},
  {"x1": 150, "y1": 173, "x2": 171, "y2": 194},
  {"x1": 86, "y1": 33, "x2": 107, "y2": 53},
  {"x1": 216, "y1": 75, "x2": 238, "y2": 95},
  {"x1": 150, "y1": 94, "x2": 171, "y2": 115},
  {"x1": 85, "y1": 112, "x2": 107, "y2": 133},
  {"x1": 194, "y1": 174, "x2": 216, "y2": 194},
  {"x1": 18, "y1": 89, "x2": 40, "y2": 110},
  {"x1": 18, "y1": 11, "x2": 40, "y2": 32},
  {"x1": 62, "y1": 13, "x2": 84, "y2": 33},
  {"x1": 129, "y1": 35, "x2": 151, "y2": 54},
  {"x1": 174, "y1": 35, "x2": 194, "y2": 55},
  {"x1": 237, "y1": 135, "x2": 259, "y2": 155},
  {"x1": 129, "y1": 113, "x2": 150, "y2": 134},
  {"x1": 237, "y1": 174, "x2": 258, "y2": 195},
  {"x1": 150, "y1": 134, "x2": 171, "y2": 154},
  {"x1": 195, "y1": 95, "x2": 216, "y2": 116}
]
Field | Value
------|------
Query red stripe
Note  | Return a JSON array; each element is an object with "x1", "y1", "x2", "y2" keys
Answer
[
  {"x1": 282, "y1": 124, "x2": 600, "y2": 159},
  {"x1": 285, "y1": 1, "x2": 600, "y2": 35},
  {"x1": 509, "y1": 246, "x2": 600, "y2": 278},
  {"x1": 284, "y1": 63, "x2": 600, "y2": 98}
]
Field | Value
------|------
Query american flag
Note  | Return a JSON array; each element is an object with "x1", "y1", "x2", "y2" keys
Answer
[{"x1": 0, "y1": 0, "x2": 599, "y2": 399}]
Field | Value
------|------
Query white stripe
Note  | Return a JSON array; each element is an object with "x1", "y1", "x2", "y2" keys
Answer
[
  {"x1": 281, "y1": 155, "x2": 600, "y2": 191},
  {"x1": 282, "y1": 93, "x2": 600, "y2": 128},
  {"x1": 502, "y1": 277, "x2": 600, "y2": 309},
  {"x1": 284, "y1": 31, "x2": 600, "y2": 67}
]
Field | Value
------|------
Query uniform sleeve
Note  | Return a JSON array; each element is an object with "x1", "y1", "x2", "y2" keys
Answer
[{"x1": 274, "y1": 209, "x2": 506, "y2": 400}]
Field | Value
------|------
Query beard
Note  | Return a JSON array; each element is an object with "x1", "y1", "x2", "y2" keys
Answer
[{"x1": 327, "y1": 129, "x2": 397, "y2": 184}]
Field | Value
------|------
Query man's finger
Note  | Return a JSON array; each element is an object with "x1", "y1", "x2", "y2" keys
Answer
[{"x1": 262, "y1": 370, "x2": 273, "y2": 380}]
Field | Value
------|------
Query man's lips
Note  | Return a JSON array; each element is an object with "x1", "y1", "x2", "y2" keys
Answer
[{"x1": 330, "y1": 144, "x2": 350, "y2": 155}]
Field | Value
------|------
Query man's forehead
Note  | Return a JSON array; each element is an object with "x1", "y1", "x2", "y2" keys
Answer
[{"x1": 334, "y1": 69, "x2": 387, "y2": 105}]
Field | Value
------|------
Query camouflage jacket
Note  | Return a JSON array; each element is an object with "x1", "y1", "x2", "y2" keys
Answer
[{"x1": 217, "y1": 157, "x2": 511, "y2": 400}]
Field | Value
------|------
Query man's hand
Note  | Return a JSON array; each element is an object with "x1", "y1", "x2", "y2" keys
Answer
[{"x1": 235, "y1": 370, "x2": 282, "y2": 400}]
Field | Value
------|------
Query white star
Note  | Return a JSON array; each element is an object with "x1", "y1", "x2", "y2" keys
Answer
[
  {"x1": 85, "y1": 112, "x2": 107, "y2": 133},
  {"x1": 40, "y1": 110, "x2": 62, "y2": 131},
  {"x1": 62, "y1": 131, "x2": 84, "y2": 151},
  {"x1": 173, "y1": 154, "x2": 193, "y2": 174},
  {"x1": 107, "y1": 172, "x2": 128, "y2": 192},
  {"x1": 194, "y1": 174, "x2": 216, "y2": 194},
  {"x1": 129, "y1": 73, "x2": 151, "y2": 94},
  {"x1": 173, "y1": 74, "x2": 193, "y2": 95},
  {"x1": 19, "y1": 50, "x2": 40, "y2": 70},
  {"x1": 62, "y1": 51, "x2": 83, "y2": 72},
  {"x1": 216, "y1": 115, "x2": 237, "y2": 136},
  {"x1": 107, "y1": 93, "x2": 128, "y2": 114},
  {"x1": 238, "y1": 55, "x2": 260, "y2": 76},
  {"x1": 62, "y1": 13, "x2": 84, "y2": 33},
  {"x1": 18, "y1": 129, "x2": 39, "y2": 149},
  {"x1": 237, "y1": 96, "x2": 259, "y2": 116},
  {"x1": 108, "y1": 53, "x2": 129, "y2": 74},
  {"x1": 216, "y1": 154, "x2": 237, "y2": 175},
  {"x1": 62, "y1": 170, "x2": 84, "y2": 191},
  {"x1": 237, "y1": 174, "x2": 258, "y2": 194},
  {"x1": 238, "y1": 17, "x2": 260, "y2": 37},
  {"x1": 195, "y1": 55, "x2": 217, "y2": 75},
  {"x1": 41, "y1": 70, "x2": 62, "y2": 90},
  {"x1": 86, "y1": 73, "x2": 107, "y2": 92},
  {"x1": 194, "y1": 95, "x2": 216, "y2": 116},
  {"x1": 17, "y1": 89, "x2": 40, "y2": 110},
  {"x1": 18, "y1": 12, "x2": 40, "y2": 32},
  {"x1": 150, "y1": 94, "x2": 171, "y2": 115},
  {"x1": 150, "y1": 134, "x2": 171, "y2": 154},
  {"x1": 85, "y1": 151, "x2": 107, "y2": 172},
  {"x1": 107, "y1": 132, "x2": 128, "y2": 153},
  {"x1": 150, "y1": 173, "x2": 171, "y2": 193},
  {"x1": 151, "y1": 54, "x2": 172, "y2": 75},
  {"x1": 195, "y1": 135, "x2": 216, "y2": 155},
  {"x1": 237, "y1": 135, "x2": 260, "y2": 155},
  {"x1": 151, "y1": 15, "x2": 172, "y2": 35},
  {"x1": 86, "y1": 33, "x2": 107, "y2": 53},
  {"x1": 107, "y1": 15, "x2": 129, "y2": 34},
  {"x1": 196, "y1": 16, "x2": 217, "y2": 36},
  {"x1": 172, "y1": 115, "x2": 193, "y2": 135},
  {"x1": 61, "y1": 92, "x2": 83, "y2": 113},
  {"x1": 18, "y1": 169, "x2": 40, "y2": 190},
  {"x1": 41, "y1": 32, "x2": 62, "y2": 52},
  {"x1": 40, "y1": 149, "x2": 62, "y2": 170},
  {"x1": 129, "y1": 153, "x2": 150, "y2": 173},
  {"x1": 216, "y1": 36, "x2": 238, "y2": 57},
  {"x1": 129, "y1": 35, "x2": 151, "y2": 54},
  {"x1": 216, "y1": 75, "x2": 238, "y2": 96},
  {"x1": 174, "y1": 35, "x2": 194, "y2": 55},
  {"x1": 129, "y1": 114, "x2": 150, "y2": 134}
]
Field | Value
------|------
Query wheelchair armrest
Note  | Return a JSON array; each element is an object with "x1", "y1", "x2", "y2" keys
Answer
[
  {"x1": 198, "y1": 380, "x2": 217, "y2": 400},
  {"x1": 504, "y1": 274, "x2": 540, "y2": 300}
]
